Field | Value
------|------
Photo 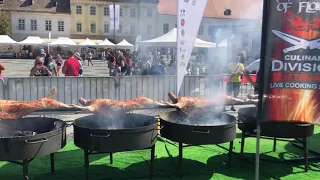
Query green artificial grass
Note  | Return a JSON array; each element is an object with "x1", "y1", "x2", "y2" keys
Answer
[{"x1": 1, "y1": 127, "x2": 320, "y2": 180}]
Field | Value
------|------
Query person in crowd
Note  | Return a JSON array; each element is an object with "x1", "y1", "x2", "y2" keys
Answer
[
  {"x1": 30, "y1": 57, "x2": 52, "y2": 77},
  {"x1": 206, "y1": 57, "x2": 223, "y2": 97},
  {"x1": 101, "y1": 50, "x2": 106, "y2": 61},
  {"x1": 107, "y1": 51, "x2": 117, "y2": 76},
  {"x1": 62, "y1": 50, "x2": 80, "y2": 77},
  {"x1": 150, "y1": 59, "x2": 167, "y2": 75},
  {"x1": 55, "y1": 54, "x2": 63, "y2": 76},
  {"x1": 87, "y1": 51, "x2": 93, "y2": 66},
  {"x1": 125, "y1": 52, "x2": 131, "y2": 76},
  {"x1": 44, "y1": 55, "x2": 58, "y2": 76},
  {"x1": 74, "y1": 52, "x2": 84, "y2": 76},
  {"x1": 243, "y1": 59, "x2": 260, "y2": 99},
  {"x1": 118, "y1": 51, "x2": 127, "y2": 76},
  {"x1": 226, "y1": 54, "x2": 244, "y2": 111},
  {"x1": 0, "y1": 61, "x2": 5, "y2": 81}
]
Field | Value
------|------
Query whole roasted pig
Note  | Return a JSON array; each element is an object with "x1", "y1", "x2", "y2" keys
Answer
[
  {"x1": 74, "y1": 96, "x2": 169, "y2": 117},
  {"x1": 0, "y1": 88, "x2": 82, "y2": 120},
  {"x1": 165, "y1": 92, "x2": 255, "y2": 114}
]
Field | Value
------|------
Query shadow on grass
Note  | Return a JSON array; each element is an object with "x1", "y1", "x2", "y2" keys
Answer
[
  {"x1": 207, "y1": 152, "x2": 294, "y2": 180},
  {"x1": 0, "y1": 148, "x2": 213, "y2": 180}
]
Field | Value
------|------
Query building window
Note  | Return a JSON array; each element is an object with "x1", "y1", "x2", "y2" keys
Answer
[
  {"x1": 130, "y1": 24, "x2": 135, "y2": 34},
  {"x1": 76, "y1": 23, "x2": 82, "y2": 32},
  {"x1": 120, "y1": 8, "x2": 123, "y2": 16},
  {"x1": 58, "y1": 21, "x2": 64, "y2": 32},
  {"x1": 90, "y1": 23, "x2": 96, "y2": 33},
  {"x1": 76, "y1": 5, "x2": 82, "y2": 14},
  {"x1": 198, "y1": 25, "x2": 203, "y2": 35},
  {"x1": 130, "y1": 8, "x2": 136, "y2": 17},
  {"x1": 208, "y1": 26, "x2": 214, "y2": 35},
  {"x1": 147, "y1": 8, "x2": 152, "y2": 17},
  {"x1": 163, "y1": 23, "x2": 169, "y2": 34},
  {"x1": 147, "y1": 25, "x2": 152, "y2": 35},
  {"x1": 104, "y1": 7, "x2": 109, "y2": 16},
  {"x1": 45, "y1": 20, "x2": 52, "y2": 31},
  {"x1": 90, "y1": 6, "x2": 96, "y2": 15},
  {"x1": 104, "y1": 24, "x2": 109, "y2": 33},
  {"x1": 117, "y1": 25, "x2": 122, "y2": 33},
  {"x1": 30, "y1": 19, "x2": 37, "y2": 31},
  {"x1": 18, "y1": 19, "x2": 25, "y2": 30}
]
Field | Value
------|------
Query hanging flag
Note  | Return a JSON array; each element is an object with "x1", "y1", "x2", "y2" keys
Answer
[
  {"x1": 109, "y1": 5, "x2": 114, "y2": 29},
  {"x1": 176, "y1": 0, "x2": 207, "y2": 94},
  {"x1": 115, "y1": 5, "x2": 120, "y2": 30},
  {"x1": 260, "y1": 0, "x2": 320, "y2": 124},
  {"x1": 110, "y1": 4, "x2": 120, "y2": 30}
]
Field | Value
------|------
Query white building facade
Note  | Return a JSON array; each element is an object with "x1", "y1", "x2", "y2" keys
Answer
[{"x1": 10, "y1": 12, "x2": 71, "y2": 41}]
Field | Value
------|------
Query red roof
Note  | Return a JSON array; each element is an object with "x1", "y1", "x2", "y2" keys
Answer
[{"x1": 158, "y1": 0, "x2": 263, "y2": 20}]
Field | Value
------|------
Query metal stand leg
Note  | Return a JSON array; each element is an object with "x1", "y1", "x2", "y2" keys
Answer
[
  {"x1": 240, "y1": 132, "x2": 245, "y2": 154},
  {"x1": 228, "y1": 141, "x2": 233, "y2": 167},
  {"x1": 50, "y1": 153, "x2": 55, "y2": 174},
  {"x1": 109, "y1": 153, "x2": 113, "y2": 164},
  {"x1": 84, "y1": 150, "x2": 89, "y2": 180},
  {"x1": 150, "y1": 145, "x2": 155, "y2": 178},
  {"x1": 23, "y1": 159, "x2": 28, "y2": 180},
  {"x1": 273, "y1": 138, "x2": 277, "y2": 152},
  {"x1": 303, "y1": 137, "x2": 308, "y2": 172},
  {"x1": 178, "y1": 142, "x2": 183, "y2": 177}
]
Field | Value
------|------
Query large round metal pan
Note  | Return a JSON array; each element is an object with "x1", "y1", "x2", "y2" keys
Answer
[
  {"x1": 238, "y1": 107, "x2": 314, "y2": 138},
  {"x1": 159, "y1": 111, "x2": 237, "y2": 145},
  {"x1": 73, "y1": 113, "x2": 158, "y2": 152},
  {"x1": 0, "y1": 117, "x2": 67, "y2": 161}
]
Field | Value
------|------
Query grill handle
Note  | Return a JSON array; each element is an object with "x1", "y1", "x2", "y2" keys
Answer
[
  {"x1": 156, "y1": 126, "x2": 164, "y2": 130},
  {"x1": 191, "y1": 129, "x2": 210, "y2": 134},
  {"x1": 24, "y1": 138, "x2": 48, "y2": 144},
  {"x1": 90, "y1": 134, "x2": 111, "y2": 138}
]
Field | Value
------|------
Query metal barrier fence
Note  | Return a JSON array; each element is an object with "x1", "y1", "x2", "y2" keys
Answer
[
  {"x1": 5, "y1": 77, "x2": 117, "y2": 105},
  {"x1": 0, "y1": 75, "x2": 255, "y2": 103},
  {"x1": 118, "y1": 75, "x2": 205, "y2": 101}
]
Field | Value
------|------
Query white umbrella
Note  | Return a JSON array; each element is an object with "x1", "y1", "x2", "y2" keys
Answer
[
  {"x1": 78, "y1": 38, "x2": 97, "y2": 46},
  {"x1": 97, "y1": 38, "x2": 115, "y2": 46},
  {"x1": 116, "y1": 39, "x2": 134, "y2": 48},
  {"x1": 0, "y1": 35, "x2": 17, "y2": 45},
  {"x1": 18, "y1": 36, "x2": 47, "y2": 45},
  {"x1": 50, "y1": 37, "x2": 77, "y2": 46}
]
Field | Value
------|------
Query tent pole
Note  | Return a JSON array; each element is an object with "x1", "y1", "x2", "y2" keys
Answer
[
  {"x1": 256, "y1": 0, "x2": 270, "y2": 180},
  {"x1": 113, "y1": 1, "x2": 116, "y2": 53}
]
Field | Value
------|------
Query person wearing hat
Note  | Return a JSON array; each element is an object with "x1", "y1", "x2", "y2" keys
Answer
[
  {"x1": 74, "y1": 52, "x2": 83, "y2": 76},
  {"x1": 62, "y1": 50, "x2": 80, "y2": 76}
]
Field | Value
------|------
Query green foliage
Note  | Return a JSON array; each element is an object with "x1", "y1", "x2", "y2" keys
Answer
[{"x1": 0, "y1": 11, "x2": 12, "y2": 36}]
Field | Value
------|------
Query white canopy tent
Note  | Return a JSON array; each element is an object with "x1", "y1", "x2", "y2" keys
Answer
[
  {"x1": 0, "y1": 35, "x2": 17, "y2": 45},
  {"x1": 116, "y1": 39, "x2": 134, "y2": 48},
  {"x1": 98, "y1": 38, "x2": 115, "y2": 47},
  {"x1": 140, "y1": 28, "x2": 216, "y2": 48},
  {"x1": 50, "y1": 37, "x2": 77, "y2": 47},
  {"x1": 18, "y1": 36, "x2": 47, "y2": 45},
  {"x1": 78, "y1": 38, "x2": 97, "y2": 46}
]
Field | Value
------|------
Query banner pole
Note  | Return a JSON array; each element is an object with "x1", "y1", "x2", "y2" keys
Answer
[
  {"x1": 256, "y1": 0, "x2": 270, "y2": 180},
  {"x1": 176, "y1": 0, "x2": 180, "y2": 96}
]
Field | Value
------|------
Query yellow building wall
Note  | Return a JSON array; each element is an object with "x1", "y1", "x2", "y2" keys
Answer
[{"x1": 70, "y1": 0, "x2": 159, "y2": 42}]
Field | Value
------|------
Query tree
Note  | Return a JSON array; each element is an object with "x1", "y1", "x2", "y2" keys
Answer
[{"x1": 0, "y1": 11, "x2": 12, "y2": 36}]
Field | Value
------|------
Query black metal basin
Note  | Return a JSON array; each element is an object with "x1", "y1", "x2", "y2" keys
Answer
[
  {"x1": 0, "y1": 117, "x2": 67, "y2": 161},
  {"x1": 159, "y1": 111, "x2": 237, "y2": 145},
  {"x1": 238, "y1": 107, "x2": 314, "y2": 138},
  {"x1": 73, "y1": 113, "x2": 158, "y2": 152}
]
